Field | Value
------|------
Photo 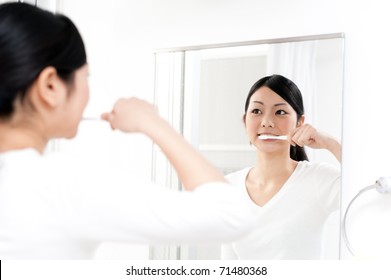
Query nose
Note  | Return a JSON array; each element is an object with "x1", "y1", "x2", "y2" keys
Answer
[{"x1": 260, "y1": 116, "x2": 274, "y2": 128}]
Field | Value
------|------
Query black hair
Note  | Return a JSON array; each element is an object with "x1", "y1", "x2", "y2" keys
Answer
[
  {"x1": 0, "y1": 2, "x2": 87, "y2": 118},
  {"x1": 244, "y1": 74, "x2": 309, "y2": 161}
]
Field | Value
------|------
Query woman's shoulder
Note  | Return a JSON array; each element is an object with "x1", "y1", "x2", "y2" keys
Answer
[
  {"x1": 298, "y1": 160, "x2": 340, "y2": 174},
  {"x1": 295, "y1": 160, "x2": 340, "y2": 186},
  {"x1": 224, "y1": 167, "x2": 252, "y2": 186}
]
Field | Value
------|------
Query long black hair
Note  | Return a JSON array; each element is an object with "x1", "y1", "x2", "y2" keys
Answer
[
  {"x1": 0, "y1": 2, "x2": 87, "y2": 118},
  {"x1": 244, "y1": 74, "x2": 309, "y2": 161}
]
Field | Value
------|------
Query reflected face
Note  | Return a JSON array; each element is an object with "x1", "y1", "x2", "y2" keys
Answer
[
  {"x1": 244, "y1": 86, "x2": 300, "y2": 152},
  {"x1": 60, "y1": 64, "x2": 90, "y2": 138}
]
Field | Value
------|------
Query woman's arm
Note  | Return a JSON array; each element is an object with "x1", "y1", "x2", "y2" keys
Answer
[
  {"x1": 101, "y1": 97, "x2": 226, "y2": 190},
  {"x1": 290, "y1": 124, "x2": 342, "y2": 162}
]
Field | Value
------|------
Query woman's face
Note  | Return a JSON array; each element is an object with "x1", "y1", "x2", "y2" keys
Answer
[
  {"x1": 59, "y1": 64, "x2": 90, "y2": 138},
  {"x1": 244, "y1": 86, "x2": 301, "y2": 152}
]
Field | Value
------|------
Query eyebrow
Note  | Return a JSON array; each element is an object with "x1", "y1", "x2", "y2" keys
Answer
[{"x1": 252, "y1": 101, "x2": 287, "y2": 107}]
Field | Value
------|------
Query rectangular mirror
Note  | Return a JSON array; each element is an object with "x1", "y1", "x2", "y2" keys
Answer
[{"x1": 152, "y1": 33, "x2": 344, "y2": 259}]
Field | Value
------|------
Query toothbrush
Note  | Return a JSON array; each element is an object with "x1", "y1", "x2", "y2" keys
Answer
[
  {"x1": 81, "y1": 117, "x2": 103, "y2": 121},
  {"x1": 258, "y1": 135, "x2": 288, "y2": 140}
]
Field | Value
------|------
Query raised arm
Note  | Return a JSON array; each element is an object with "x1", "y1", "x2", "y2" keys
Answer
[
  {"x1": 290, "y1": 124, "x2": 342, "y2": 162},
  {"x1": 101, "y1": 97, "x2": 226, "y2": 190}
]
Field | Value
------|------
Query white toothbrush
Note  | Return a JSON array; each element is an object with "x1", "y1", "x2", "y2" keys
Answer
[
  {"x1": 82, "y1": 117, "x2": 102, "y2": 121},
  {"x1": 258, "y1": 135, "x2": 288, "y2": 140}
]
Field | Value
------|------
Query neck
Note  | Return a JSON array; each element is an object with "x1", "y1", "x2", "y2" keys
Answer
[
  {"x1": 250, "y1": 150, "x2": 298, "y2": 185},
  {"x1": 0, "y1": 121, "x2": 48, "y2": 154}
]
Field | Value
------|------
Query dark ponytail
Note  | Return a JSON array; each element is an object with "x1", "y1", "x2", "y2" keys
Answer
[
  {"x1": 244, "y1": 74, "x2": 308, "y2": 161},
  {"x1": 0, "y1": 2, "x2": 87, "y2": 118}
]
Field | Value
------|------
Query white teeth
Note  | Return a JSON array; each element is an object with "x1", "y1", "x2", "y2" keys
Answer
[{"x1": 258, "y1": 135, "x2": 287, "y2": 140}]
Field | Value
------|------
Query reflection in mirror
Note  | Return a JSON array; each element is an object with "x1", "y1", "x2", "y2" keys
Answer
[{"x1": 152, "y1": 34, "x2": 344, "y2": 260}]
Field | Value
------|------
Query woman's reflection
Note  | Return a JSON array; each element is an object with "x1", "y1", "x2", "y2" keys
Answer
[{"x1": 221, "y1": 74, "x2": 341, "y2": 259}]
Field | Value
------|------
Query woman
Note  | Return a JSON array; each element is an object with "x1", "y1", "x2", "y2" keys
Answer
[
  {"x1": 0, "y1": 3, "x2": 256, "y2": 259},
  {"x1": 221, "y1": 74, "x2": 341, "y2": 259}
]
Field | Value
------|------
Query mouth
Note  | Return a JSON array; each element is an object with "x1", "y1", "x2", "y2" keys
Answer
[
  {"x1": 257, "y1": 133, "x2": 287, "y2": 140},
  {"x1": 258, "y1": 133, "x2": 278, "y2": 137}
]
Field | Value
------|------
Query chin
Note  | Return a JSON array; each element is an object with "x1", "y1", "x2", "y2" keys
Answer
[{"x1": 63, "y1": 127, "x2": 79, "y2": 139}]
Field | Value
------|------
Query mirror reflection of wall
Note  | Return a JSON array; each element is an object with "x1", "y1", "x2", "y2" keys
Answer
[{"x1": 153, "y1": 34, "x2": 344, "y2": 260}]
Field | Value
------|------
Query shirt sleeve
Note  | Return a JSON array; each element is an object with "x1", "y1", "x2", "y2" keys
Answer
[
  {"x1": 313, "y1": 162, "x2": 341, "y2": 213},
  {"x1": 49, "y1": 155, "x2": 257, "y2": 245}
]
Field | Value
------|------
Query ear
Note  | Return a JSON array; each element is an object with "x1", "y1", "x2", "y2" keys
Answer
[
  {"x1": 35, "y1": 66, "x2": 67, "y2": 108},
  {"x1": 297, "y1": 115, "x2": 305, "y2": 127},
  {"x1": 242, "y1": 113, "x2": 247, "y2": 127}
]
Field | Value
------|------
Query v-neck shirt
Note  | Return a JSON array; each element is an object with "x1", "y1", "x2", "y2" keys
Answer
[{"x1": 222, "y1": 160, "x2": 340, "y2": 259}]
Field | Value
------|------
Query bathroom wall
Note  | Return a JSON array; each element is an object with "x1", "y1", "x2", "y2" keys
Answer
[{"x1": 58, "y1": 0, "x2": 391, "y2": 259}]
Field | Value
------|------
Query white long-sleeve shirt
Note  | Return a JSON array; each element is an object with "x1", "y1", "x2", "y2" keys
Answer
[
  {"x1": 221, "y1": 161, "x2": 340, "y2": 260},
  {"x1": 0, "y1": 149, "x2": 256, "y2": 259}
]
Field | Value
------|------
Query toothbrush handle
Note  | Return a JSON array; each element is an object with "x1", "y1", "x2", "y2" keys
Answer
[{"x1": 258, "y1": 135, "x2": 287, "y2": 140}]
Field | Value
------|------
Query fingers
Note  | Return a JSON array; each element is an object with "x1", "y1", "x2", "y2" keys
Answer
[
  {"x1": 101, "y1": 98, "x2": 129, "y2": 130},
  {"x1": 290, "y1": 124, "x2": 317, "y2": 147},
  {"x1": 101, "y1": 112, "x2": 115, "y2": 130},
  {"x1": 100, "y1": 97, "x2": 158, "y2": 133},
  {"x1": 101, "y1": 112, "x2": 112, "y2": 122}
]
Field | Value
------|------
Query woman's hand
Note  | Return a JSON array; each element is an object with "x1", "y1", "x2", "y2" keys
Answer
[
  {"x1": 289, "y1": 124, "x2": 341, "y2": 162},
  {"x1": 101, "y1": 97, "x2": 160, "y2": 134}
]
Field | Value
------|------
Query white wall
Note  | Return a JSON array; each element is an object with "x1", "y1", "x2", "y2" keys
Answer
[{"x1": 58, "y1": 0, "x2": 391, "y2": 259}]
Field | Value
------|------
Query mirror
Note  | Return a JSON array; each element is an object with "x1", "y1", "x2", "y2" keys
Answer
[{"x1": 152, "y1": 33, "x2": 344, "y2": 259}]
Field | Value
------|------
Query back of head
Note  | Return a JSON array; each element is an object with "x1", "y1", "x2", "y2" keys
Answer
[{"x1": 0, "y1": 2, "x2": 87, "y2": 118}]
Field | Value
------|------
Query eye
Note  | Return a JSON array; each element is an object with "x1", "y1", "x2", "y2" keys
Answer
[
  {"x1": 251, "y1": 108, "x2": 262, "y2": 114},
  {"x1": 276, "y1": 110, "x2": 287, "y2": 115}
]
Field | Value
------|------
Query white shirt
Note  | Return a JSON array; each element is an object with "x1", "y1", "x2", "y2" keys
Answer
[
  {"x1": 221, "y1": 161, "x2": 340, "y2": 260},
  {"x1": 0, "y1": 149, "x2": 256, "y2": 259}
]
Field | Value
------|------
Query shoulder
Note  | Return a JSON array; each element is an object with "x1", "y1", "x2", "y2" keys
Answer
[
  {"x1": 225, "y1": 167, "x2": 251, "y2": 187},
  {"x1": 295, "y1": 161, "x2": 341, "y2": 198},
  {"x1": 44, "y1": 151, "x2": 94, "y2": 178},
  {"x1": 297, "y1": 160, "x2": 340, "y2": 178}
]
